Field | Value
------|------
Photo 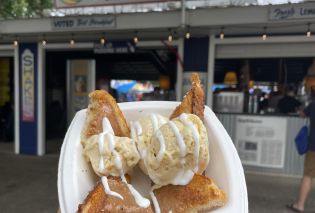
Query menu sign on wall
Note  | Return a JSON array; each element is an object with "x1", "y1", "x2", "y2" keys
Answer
[
  {"x1": 269, "y1": 3, "x2": 315, "y2": 21},
  {"x1": 235, "y1": 116, "x2": 287, "y2": 168}
]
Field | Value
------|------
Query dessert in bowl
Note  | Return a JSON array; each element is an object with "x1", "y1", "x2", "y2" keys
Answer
[{"x1": 58, "y1": 73, "x2": 248, "y2": 213}]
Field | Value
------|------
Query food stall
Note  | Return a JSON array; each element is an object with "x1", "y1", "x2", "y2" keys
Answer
[{"x1": 213, "y1": 58, "x2": 312, "y2": 176}]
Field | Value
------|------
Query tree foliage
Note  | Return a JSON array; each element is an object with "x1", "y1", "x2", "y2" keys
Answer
[{"x1": 0, "y1": 0, "x2": 53, "y2": 18}]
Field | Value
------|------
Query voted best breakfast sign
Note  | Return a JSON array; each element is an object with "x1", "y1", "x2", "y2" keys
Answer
[
  {"x1": 52, "y1": 16, "x2": 115, "y2": 31},
  {"x1": 269, "y1": 3, "x2": 315, "y2": 21}
]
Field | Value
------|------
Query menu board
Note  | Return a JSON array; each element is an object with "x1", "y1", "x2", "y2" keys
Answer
[{"x1": 235, "y1": 115, "x2": 287, "y2": 168}]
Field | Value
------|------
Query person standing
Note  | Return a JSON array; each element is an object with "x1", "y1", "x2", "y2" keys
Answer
[
  {"x1": 287, "y1": 87, "x2": 315, "y2": 212},
  {"x1": 278, "y1": 86, "x2": 301, "y2": 114}
]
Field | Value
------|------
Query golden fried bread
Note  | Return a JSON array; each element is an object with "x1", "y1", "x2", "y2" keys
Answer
[
  {"x1": 170, "y1": 73, "x2": 205, "y2": 120},
  {"x1": 153, "y1": 174, "x2": 227, "y2": 213},
  {"x1": 78, "y1": 176, "x2": 154, "y2": 213},
  {"x1": 81, "y1": 90, "x2": 130, "y2": 146}
]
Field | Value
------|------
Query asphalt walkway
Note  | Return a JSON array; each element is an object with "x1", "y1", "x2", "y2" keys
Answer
[{"x1": 0, "y1": 142, "x2": 315, "y2": 213}]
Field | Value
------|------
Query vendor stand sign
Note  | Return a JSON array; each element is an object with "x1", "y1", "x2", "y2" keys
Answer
[
  {"x1": 52, "y1": 16, "x2": 115, "y2": 31},
  {"x1": 270, "y1": 2, "x2": 315, "y2": 21},
  {"x1": 235, "y1": 115, "x2": 287, "y2": 168}
]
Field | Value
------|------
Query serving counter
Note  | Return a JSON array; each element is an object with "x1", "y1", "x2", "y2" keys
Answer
[{"x1": 216, "y1": 112, "x2": 307, "y2": 177}]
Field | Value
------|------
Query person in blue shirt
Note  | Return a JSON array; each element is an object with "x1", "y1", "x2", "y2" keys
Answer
[{"x1": 287, "y1": 87, "x2": 315, "y2": 212}]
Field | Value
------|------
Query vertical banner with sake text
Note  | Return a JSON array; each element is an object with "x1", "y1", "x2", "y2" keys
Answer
[{"x1": 19, "y1": 43, "x2": 38, "y2": 155}]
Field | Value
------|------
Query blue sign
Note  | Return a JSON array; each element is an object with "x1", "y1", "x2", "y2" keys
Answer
[{"x1": 19, "y1": 43, "x2": 38, "y2": 155}]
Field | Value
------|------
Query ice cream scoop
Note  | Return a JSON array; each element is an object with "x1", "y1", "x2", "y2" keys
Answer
[
  {"x1": 83, "y1": 133, "x2": 140, "y2": 177},
  {"x1": 143, "y1": 113, "x2": 209, "y2": 187},
  {"x1": 130, "y1": 113, "x2": 168, "y2": 174}
]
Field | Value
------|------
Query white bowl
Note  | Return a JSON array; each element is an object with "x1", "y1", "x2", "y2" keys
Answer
[{"x1": 58, "y1": 101, "x2": 248, "y2": 213}]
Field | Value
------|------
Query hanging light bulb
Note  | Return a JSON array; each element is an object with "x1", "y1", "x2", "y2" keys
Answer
[
  {"x1": 70, "y1": 34, "x2": 75, "y2": 45},
  {"x1": 133, "y1": 36, "x2": 138, "y2": 44},
  {"x1": 168, "y1": 29, "x2": 173, "y2": 42},
  {"x1": 42, "y1": 35, "x2": 47, "y2": 46},
  {"x1": 42, "y1": 39, "x2": 47, "y2": 46},
  {"x1": 100, "y1": 36, "x2": 105, "y2": 45},
  {"x1": 100, "y1": 32, "x2": 106, "y2": 45},
  {"x1": 133, "y1": 31, "x2": 138, "y2": 44},
  {"x1": 168, "y1": 34, "x2": 173, "y2": 42},
  {"x1": 13, "y1": 39, "x2": 18, "y2": 47},
  {"x1": 262, "y1": 27, "x2": 267, "y2": 41},
  {"x1": 185, "y1": 26, "x2": 191, "y2": 39},
  {"x1": 185, "y1": 32, "x2": 191, "y2": 39},
  {"x1": 220, "y1": 27, "x2": 224, "y2": 40},
  {"x1": 307, "y1": 23, "x2": 311, "y2": 38}
]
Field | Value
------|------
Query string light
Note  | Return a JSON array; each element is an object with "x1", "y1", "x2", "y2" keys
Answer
[
  {"x1": 185, "y1": 26, "x2": 191, "y2": 39},
  {"x1": 100, "y1": 35, "x2": 105, "y2": 45},
  {"x1": 168, "y1": 29, "x2": 173, "y2": 42},
  {"x1": 262, "y1": 26, "x2": 267, "y2": 40},
  {"x1": 42, "y1": 34, "x2": 47, "y2": 46},
  {"x1": 13, "y1": 36, "x2": 18, "y2": 47},
  {"x1": 70, "y1": 34, "x2": 75, "y2": 45},
  {"x1": 133, "y1": 31, "x2": 138, "y2": 44},
  {"x1": 307, "y1": 23, "x2": 311, "y2": 38},
  {"x1": 220, "y1": 27, "x2": 224, "y2": 40}
]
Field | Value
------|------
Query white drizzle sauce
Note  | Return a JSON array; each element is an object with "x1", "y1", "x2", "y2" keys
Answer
[
  {"x1": 130, "y1": 121, "x2": 136, "y2": 141},
  {"x1": 101, "y1": 176, "x2": 124, "y2": 200},
  {"x1": 102, "y1": 117, "x2": 114, "y2": 134},
  {"x1": 179, "y1": 113, "x2": 200, "y2": 172},
  {"x1": 171, "y1": 169, "x2": 194, "y2": 185},
  {"x1": 168, "y1": 121, "x2": 186, "y2": 164},
  {"x1": 106, "y1": 127, "x2": 150, "y2": 208},
  {"x1": 169, "y1": 211, "x2": 173, "y2": 213},
  {"x1": 134, "y1": 121, "x2": 142, "y2": 135},
  {"x1": 150, "y1": 113, "x2": 159, "y2": 131},
  {"x1": 155, "y1": 129, "x2": 166, "y2": 162},
  {"x1": 98, "y1": 132, "x2": 106, "y2": 172},
  {"x1": 150, "y1": 191, "x2": 161, "y2": 213},
  {"x1": 99, "y1": 157, "x2": 105, "y2": 172},
  {"x1": 157, "y1": 115, "x2": 167, "y2": 126},
  {"x1": 98, "y1": 117, "x2": 150, "y2": 208}
]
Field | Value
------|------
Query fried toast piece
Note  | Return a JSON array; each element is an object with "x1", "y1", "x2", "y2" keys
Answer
[
  {"x1": 81, "y1": 90, "x2": 130, "y2": 146},
  {"x1": 153, "y1": 174, "x2": 227, "y2": 213},
  {"x1": 78, "y1": 176, "x2": 154, "y2": 213},
  {"x1": 170, "y1": 73, "x2": 205, "y2": 120}
]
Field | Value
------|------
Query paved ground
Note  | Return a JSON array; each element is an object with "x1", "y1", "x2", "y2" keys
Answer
[{"x1": 1, "y1": 142, "x2": 315, "y2": 213}]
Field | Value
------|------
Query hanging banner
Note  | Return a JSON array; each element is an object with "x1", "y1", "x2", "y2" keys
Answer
[
  {"x1": 19, "y1": 43, "x2": 38, "y2": 155},
  {"x1": 21, "y1": 49, "x2": 35, "y2": 122},
  {"x1": 235, "y1": 116, "x2": 287, "y2": 168},
  {"x1": 55, "y1": 0, "x2": 169, "y2": 8},
  {"x1": 269, "y1": 3, "x2": 315, "y2": 21},
  {"x1": 52, "y1": 16, "x2": 115, "y2": 31}
]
